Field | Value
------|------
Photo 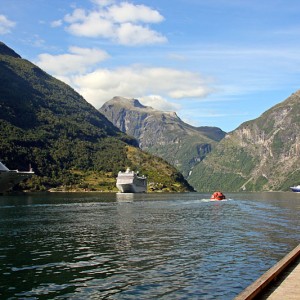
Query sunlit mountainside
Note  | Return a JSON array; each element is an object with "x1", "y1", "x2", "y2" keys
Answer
[{"x1": 189, "y1": 90, "x2": 300, "y2": 191}]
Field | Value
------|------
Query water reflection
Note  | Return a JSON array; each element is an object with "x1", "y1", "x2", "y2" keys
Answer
[
  {"x1": 116, "y1": 193, "x2": 135, "y2": 203},
  {"x1": 0, "y1": 192, "x2": 299, "y2": 299}
]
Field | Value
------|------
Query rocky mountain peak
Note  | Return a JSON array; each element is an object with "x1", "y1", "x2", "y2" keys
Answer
[
  {"x1": 109, "y1": 96, "x2": 140, "y2": 105},
  {"x1": 132, "y1": 99, "x2": 145, "y2": 108},
  {"x1": 102, "y1": 96, "x2": 181, "y2": 120},
  {"x1": 106, "y1": 96, "x2": 152, "y2": 111}
]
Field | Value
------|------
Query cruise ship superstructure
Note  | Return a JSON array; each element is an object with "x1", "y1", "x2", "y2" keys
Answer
[
  {"x1": 116, "y1": 168, "x2": 147, "y2": 193},
  {"x1": 0, "y1": 161, "x2": 34, "y2": 194}
]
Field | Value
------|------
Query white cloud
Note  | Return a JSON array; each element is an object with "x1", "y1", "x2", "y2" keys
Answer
[
  {"x1": 60, "y1": 1, "x2": 167, "y2": 45},
  {"x1": 140, "y1": 95, "x2": 180, "y2": 112},
  {"x1": 35, "y1": 46, "x2": 109, "y2": 75},
  {"x1": 107, "y1": 2, "x2": 164, "y2": 23},
  {"x1": 64, "y1": 8, "x2": 87, "y2": 23},
  {"x1": 169, "y1": 87, "x2": 211, "y2": 98},
  {"x1": 65, "y1": 10, "x2": 115, "y2": 38},
  {"x1": 0, "y1": 14, "x2": 15, "y2": 34},
  {"x1": 116, "y1": 22, "x2": 166, "y2": 45},
  {"x1": 51, "y1": 19, "x2": 63, "y2": 28},
  {"x1": 68, "y1": 66, "x2": 214, "y2": 109},
  {"x1": 91, "y1": 0, "x2": 115, "y2": 7}
]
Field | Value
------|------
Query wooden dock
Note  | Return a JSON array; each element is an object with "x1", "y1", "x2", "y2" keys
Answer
[
  {"x1": 234, "y1": 244, "x2": 300, "y2": 300},
  {"x1": 261, "y1": 258, "x2": 300, "y2": 299}
]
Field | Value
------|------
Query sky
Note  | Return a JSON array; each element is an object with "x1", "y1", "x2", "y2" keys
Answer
[{"x1": 1, "y1": 0, "x2": 300, "y2": 132}]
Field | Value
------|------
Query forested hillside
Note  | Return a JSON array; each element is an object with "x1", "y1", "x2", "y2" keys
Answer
[{"x1": 0, "y1": 42, "x2": 193, "y2": 192}]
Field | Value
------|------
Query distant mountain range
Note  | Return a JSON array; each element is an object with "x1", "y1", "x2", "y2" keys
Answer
[
  {"x1": 0, "y1": 41, "x2": 193, "y2": 192},
  {"x1": 100, "y1": 96, "x2": 225, "y2": 178},
  {"x1": 188, "y1": 90, "x2": 300, "y2": 191},
  {"x1": 100, "y1": 92, "x2": 300, "y2": 192}
]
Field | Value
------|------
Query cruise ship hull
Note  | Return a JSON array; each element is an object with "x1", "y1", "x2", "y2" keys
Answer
[{"x1": 116, "y1": 182, "x2": 146, "y2": 193}]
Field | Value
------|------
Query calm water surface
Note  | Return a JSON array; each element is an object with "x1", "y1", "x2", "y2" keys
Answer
[{"x1": 0, "y1": 192, "x2": 299, "y2": 299}]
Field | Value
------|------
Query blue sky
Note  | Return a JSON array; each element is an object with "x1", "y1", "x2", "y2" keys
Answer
[{"x1": 1, "y1": 0, "x2": 300, "y2": 132}]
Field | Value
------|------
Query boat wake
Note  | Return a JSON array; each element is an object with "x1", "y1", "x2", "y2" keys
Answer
[{"x1": 201, "y1": 198, "x2": 233, "y2": 202}]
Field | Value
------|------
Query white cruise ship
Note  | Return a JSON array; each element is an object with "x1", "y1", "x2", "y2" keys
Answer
[
  {"x1": 116, "y1": 168, "x2": 147, "y2": 193},
  {"x1": 0, "y1": 161, "x2": 34, "y2": 194}
]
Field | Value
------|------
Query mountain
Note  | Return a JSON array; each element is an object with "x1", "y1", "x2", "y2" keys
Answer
[
  {"x1": 100, "y1": 96, "x2": 226, "y2": 178},
  {"x1": 0, "y1": 41, "x2": 193, "y2": 192},
  {"x1": 189, "y1": 90, "x2": 300, "y2": 192}
]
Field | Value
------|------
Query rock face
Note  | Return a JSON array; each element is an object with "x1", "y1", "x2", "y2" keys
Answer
[
  {"x1": 189, "y1": 90, "x2": 300, "y2": 191},
  {"x1": 100, "y1": 96, "x2": 226, "y2": 178}
]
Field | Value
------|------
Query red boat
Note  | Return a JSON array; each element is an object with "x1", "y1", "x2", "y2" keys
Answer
[{"x1": 210, "y1": 191, "x2": 226, "y2": 201}]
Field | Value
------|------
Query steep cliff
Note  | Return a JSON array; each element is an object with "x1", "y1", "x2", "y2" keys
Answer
[
  {"x1": 189, "y1": 90, "x2": 300, "y2": 191},
  {"x1": 100, "y1": 96, "x2": 225, "y2": 178}
]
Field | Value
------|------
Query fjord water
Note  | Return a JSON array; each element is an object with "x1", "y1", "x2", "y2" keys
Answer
[{"x1": 0, "y1": 192, "x2": 299, "y2": 299}]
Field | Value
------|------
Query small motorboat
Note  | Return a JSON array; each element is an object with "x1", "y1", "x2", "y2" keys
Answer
[
  {"x1": 290, "y1": 185, "x2": 300, "y2": 192},
  {"x1": 210, "y1": 191, "x2": 226, "y2": 201}
]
